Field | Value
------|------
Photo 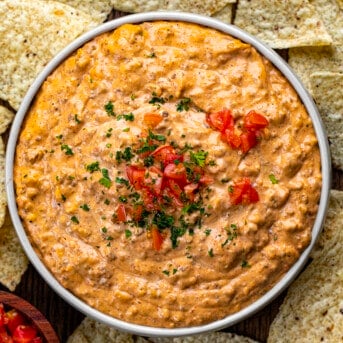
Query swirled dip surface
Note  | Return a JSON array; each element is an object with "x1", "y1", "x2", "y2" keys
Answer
[{"x1": 14, "y1": 22, "x2": 321, "y2": 327}]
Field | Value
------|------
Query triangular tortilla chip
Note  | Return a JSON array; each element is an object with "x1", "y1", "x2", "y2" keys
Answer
[
  {"x1": 0, "y1": 106, "x2": 14, "y2": 135},
  {"x1": 310, "y1": 72, "x2": 343, "y2": 169},
  {"x1": 0, "y1": 138, "x2": 6, "y2": 228},
  {"x1": 0, "y1": 211, "x2": 29, "y2": 291},
  {"x1": 67, "y1": 317, "x2": 150, "y2": 342},
  {"x1": 0, "y1": 0, "x2": 98, "y2": 110},
  {"x1": 289, "y1": 45, "x2": 343, "y2": 91},
  {"x1": 212, "y1": 4, "x2": 234, "y2": 24},
  {"x1": 149, "y1": 332, "x2": 259, "y2": 343},
  {"x1": 110, "y1": 0, "x2": 236, "y2": 15},
  {"x1": 311, "y1": 0, "x2": 343, "y2": 44},
  {"x1": 267, "y1": 190, "x2": 343, "y2": 343},
  {"x1": 45, "y1": 0, "x2": 113, "y2": 23},
  {"x1": 234, "y1": 0, "x2": 332, "y2": 49}
]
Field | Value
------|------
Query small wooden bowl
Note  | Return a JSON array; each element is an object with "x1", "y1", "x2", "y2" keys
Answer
[{"x1": 0, "y1": 291, "x2": 60, "y2": 342}]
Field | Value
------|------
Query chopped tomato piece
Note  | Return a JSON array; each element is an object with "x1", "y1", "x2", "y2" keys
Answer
[
  {"x1": 126, "y1": 165, "x2": 146, "y2": 190},
  {"x1": 151, "y1": 145, "x2": 183, "y2": 167},
  {"x1": 184, "y1": 183, "x2": 198, "y2": 202},
  {"x1": 230, "y1": 178, "x2": 259, "y2": 205},
  {"x1": 167, "y1": 179, "x2": 183, "y2": 199},
  {"x1": 141, "y1": 189, "x2": 159, "y2": 211},
  {"x1": 151, "y1": 227, "x2": 164, "y2": 251},
  {"x1": 5, "y1": 310, "x2": 25, "y2": 334},
  {"x1": 12, "y1": 325, "x2": 37, "y2": 343},
  {"x1": 143, "y1": 113, "x2": 163, "y2": 128},
  {"x1": 206, "y1": 109, "x2": 234, "y2": 132},
  {"x1": 243, "y1": 111, "x2": 269, "y2": 131},
  {"x1": 132, "y1": 204, "x2": 144, "y2": 221},
  {"x1": 0, "y1": 304, "x2": 7, "y2": 327},
  {"x1": 117, "y1": 204, "x2": 127, "y2": 222},
  {"x1": 163, "y1": 163, "x2": 187, "y2": 185},
  {"x1": 0, "y1": 326, "x2": 13, "y2": 343},
  {"x1": 223, "y1": 128, "x2": 241, "y2": 149},
  {"x1": 240, "y1": 131, "x2": 257, "y2": 153}
]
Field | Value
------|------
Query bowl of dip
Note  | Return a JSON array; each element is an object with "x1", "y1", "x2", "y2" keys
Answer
[{"x1": 6, "y1": 12, "x2": 331, "y2": 337}]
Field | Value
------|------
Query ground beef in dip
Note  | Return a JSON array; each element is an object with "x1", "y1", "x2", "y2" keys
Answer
[{"x1": 14, "y1": 22, "x2": 321, "y2": 328}]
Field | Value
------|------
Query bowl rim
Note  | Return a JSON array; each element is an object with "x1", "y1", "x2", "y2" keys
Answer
[{"x1": 6, "y1": 11, "x2": 331, "y2": 337}]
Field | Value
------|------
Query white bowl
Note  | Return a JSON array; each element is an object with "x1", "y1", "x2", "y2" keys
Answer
[{"x1": 6, "y1": 12, "x2": 331, "y2": 338}]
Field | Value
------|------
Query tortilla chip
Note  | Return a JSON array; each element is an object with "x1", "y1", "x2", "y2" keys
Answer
[
  {"x1": 212, "y1": 4, "x2": 233, "y2": 24},
  {"x1": 267, "y1": 190, "x2": 343, "y2": 343},
  {"x1": 46, "y1": 0, "x2": 113, "y2": 22},
  {"x1": 67, "y1": 317, "x2": 150, "y2": 343},
  {"x1": 110, "y1": 0, "x2": 236, "y2": 15},
  {"x1": 149, "y1": 332, "x2": 259, "y2": 343},
  {"x1": 0, "y1": 0, "x2": 98, "y2": 110},
  {"x1": 289, "y1": 45, "x2": 343, "y2": 91},
  {"x1": 0, "y1": 211, "x2": 29, "y2": 291},
  {"x1": 234, "y1": 0, "x2": 332, "y2": 49},
  {"x1": 310, "y1": 72, "x2": 343, "y2": 169},
  {"x1": 0, "y1": 106, "x2": 14, "y2": 135},
  {"x1": 311, "y1": 0, "x2": 343, "y2": 44}
]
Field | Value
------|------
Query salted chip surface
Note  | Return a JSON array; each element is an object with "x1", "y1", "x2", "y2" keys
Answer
[
  {"x1": 311, "y1": 0, "x2": 343, "y2": 44},
  {"x1": 0, "y1": 0, "x2": 98, "y2": 110},
  {"x1": 234, "y1": 0, "x2": 332, "y2": 49},
  {"x1": 268, "y1": 190, "x2": 343, "y2": 343},
  {"x1": 110, "y1": 0, "x2": 235, "y2": 15},
  {"x1": 45, "y1": 0, "x2": 113, "y2": 22},
  {"x1": 289, "y1": 45, "x2": 343, "y2": 91},
  {"x1": 212, "y1": 4, "x2": 233, "y2": 24},
  {"x1": 149, "y1": 332, "x2": 259, "y2": 343},
  {"x1": 310, "y1": 72, "x2": 343, "y2": 169},
  {"x1": 67, "y1": 317, "x2": 150, "y2": 343},
  {"x1": 0, "y1": 211, "x2": 29, "y2": 291},
  {"x1": 0, "y1": 106, "x2": 14, "y2": 135}
]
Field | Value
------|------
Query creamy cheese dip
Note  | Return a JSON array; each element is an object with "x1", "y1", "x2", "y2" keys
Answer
[{"x1": 14, "y1": 22, "x2": 321, "y2": 328}]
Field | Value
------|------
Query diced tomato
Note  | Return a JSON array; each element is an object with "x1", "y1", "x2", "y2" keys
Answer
[
  {"x1": 240, "y1": 131, "x2": 257, "y2": 153},
  {"x1": 230, "y1": 178, "x2": 259, "y2": 205},
  {"x1": 0, "y1": 304, "x2": 7, "y2": 327},
  {"x1": 163, "y1": 163, "x2": 187, "y2": 185},
  {"x1": 12, "y1": 325, "x2": 37, "y2": 343},
  {"x1": 5, "y1": 310, "x2": 25, "y2": 335},
  {"x1": 243, "y1": 110, "x2": 269, "y2": 131},
  {"x1": 0, "y1": 326, "x2": 13, "y2": 343},
  {"x1": 151, "y1": 145, "x2": 183, "y2": 167},
  {"x1": 151, "y1": 227, "x2": 164, "y2": 251},
  {"x1": 126, "y1": 165, "x2": 146, "y2": 190},
  {"x1": 223, "y1": 128, "x2": 241, "y2": 149},
  {"x1": 167, "y1": 180, "x2": 183, "y2": 199},
  {"x1": 132, "y1": 204, "x2": 144, "y2": 221},
  {"x1": 206, "y1": 109, "x2": 234, "y2": 132},
  {"x1": 116, "y1": 204, "x2": 127, "y2": 222},
  {"x1": 143, "y1": 113, "x2": 163, "y2": 128},
  {"x1": 141, "y1": 189, "x2": 159, "y2": 211}
]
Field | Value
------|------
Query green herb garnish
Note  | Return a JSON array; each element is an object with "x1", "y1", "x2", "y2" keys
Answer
[
  {"x1": 117, "y1": 113, "x2": 134, "y2": 121},
  {"x1": 99, "y1": 168, "x2": 112, "y2": 188},
  {"x1": 104, "y1": 101, "x2": 115, "y2": 116},
  {"x1": 269, "y1": 173, "x2": 279, "y2": 184},
  {"x1": 61, "y1": 144, "x2": 73, "y2": 156},
  {"x1": 71, "y1": 216, "x2": 79, "y2": 224},
  {"x1": 190, "y1": 150, "x2": 208, "y2": 167},
  {"x1": 80, "y1": 204, "x2": 90, "y2": 211},
  {"x1": 176, "y1": 97, "x2": 191, "y2": 112},
  {"x1": 86, "y1": 161, "x2": 100, "y2": 173},
  {"x1": 125, "y1": 229, "x2": 132, "y2": 238}
]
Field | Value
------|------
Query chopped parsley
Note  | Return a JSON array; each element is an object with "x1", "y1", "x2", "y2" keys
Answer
[
  {"x1": 208, "y1": 248, "x2": 214, "y2": 257},
  {"x1": 106, "y1": 128, "x2": 113, "y2": 138},
  {"x1": 118, "y1": 195, "x2": 127, "y2": 203},
  {"x1": 148, "y1": 130, "x2": 166, "y2": 142},
  {"x1": 172, "y1": 268, "x2": 177, "y2": 275},
  {"x1": 74, "y1": 114, "x2": 81, "y2": 124},
  {"x1": 221, "y1": 178, "x2": 230, "y2": 183},
  {"x1": 170, "y1": 227, "x2": 186, "y2": 248},
  {"x1": 116, "y1": 147, "x2": 135, "y2": 163},
  {"x1": 71, "y1": 216, "x2": 79, "y2": 224},
  {"x1": 190, "y1": 150, "x2": 208, "y2": 167},
  {"x1": 56, "y1": 134, "x2": 63, "y2": 139},
  {"x1": 117, "y1": 112, "x2": 134, "y2": 121},
  {"x1": 122, "y1": 127, "x2": 130, "y2": 132},
  {"x1": 106, "y1": 143, "x2": 112, "y2": 148},
  {"x1": 125, "y1": 229, "x2": 132, "y2": 238},
  {"x1": 149, "y1": 93, "x2": 166, "y2": 105},
  {"x1": 61, "y1": 194, "x2": 66, "y2": 202},
  {"x1": 176, "y1": 97, "x2": 191, "y2": 112},
  {"x1": 205, "y1": 229, "x2": 211, "y2": 236},
  {"x1": 143, "y1": 155, "x2": 154, "y2": 167},
  {"x1": 152, "y1": 211, "x2": 174, "y2": 230},
  {"x1": 104, "y1": 101, "x2": 115, "y2": 116},
  {"x1": 162, "y1": 270, "x2": 170, "y2": 276},
  {"x1": 61, "y1": 144, "x2": 74, "y2": 156},
  {"x1": 115, "y1": 177, "x2": 129, "y2": 187},
  {"x1": 241, "y1": 260, "x2": 250, "y2": 268},
  {"x1": 80, "y1": 204, "x2": 90, "y2": 211},
  {"x1": 99, "y1": 168, "x2": 112, "y2": 189},
  {"x1": 147, "y1": 52, "x2": 156, "y2": 58},
  {"x1": 104, "y1": 199, "x2": 110, "y2": 205},
  {"x1": 86, "y1": 161, "x2": 100, "y2": 173},
  {"x1": 269, "y1": 173, "x2": 279, "y2": 184},
  {"x1": 101, "y1": 227, "x2": 107, "y2": 233}
]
